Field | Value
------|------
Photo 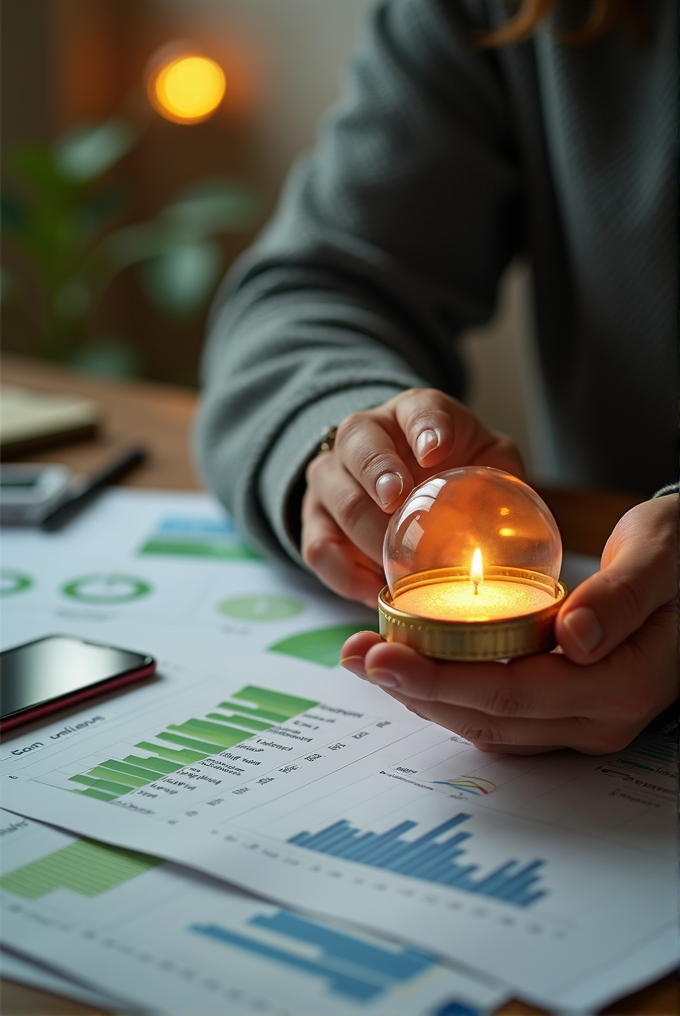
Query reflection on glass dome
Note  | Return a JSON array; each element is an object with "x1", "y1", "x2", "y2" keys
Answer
[{"x1": 384, "y1": 466, "x2": 562, "y2": 594}]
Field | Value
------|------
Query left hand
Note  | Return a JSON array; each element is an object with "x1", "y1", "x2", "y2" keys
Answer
[{"x1": 340, "y1": 495, "x2": 678, "y2": 754}]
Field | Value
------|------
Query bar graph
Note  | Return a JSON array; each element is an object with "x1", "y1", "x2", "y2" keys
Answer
[
  {"x1": 289, "y1": 815, "x2": 548, "y2": 907},
  {"x1": 68, "y1": 685, "x2": 318, "y2": 801},
  {"x1": 139, "y1": 516, "x2": 262, "y2": 560},
  {"x1": 189, "y1": 909, "x2": 438, "y2": 1002},
  {"x1": 1, "y1": 815, "x2": 500, "y2": 1016},
  {"x1": 0, "y1": 839, "x2": 160, "y2": 900}
]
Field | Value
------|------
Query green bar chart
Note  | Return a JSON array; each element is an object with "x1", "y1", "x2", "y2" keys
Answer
[
  {"x1": 0, "y1": 839, "x2": 160, "y2": 900},
  {"x1": 68, "y1": 685, "x2": 318, "y2": 802}
]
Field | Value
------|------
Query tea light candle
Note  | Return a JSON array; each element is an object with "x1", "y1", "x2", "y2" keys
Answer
[
  {"x1": 378, "y1": 467, "x2": 568, "y2": 661},
  {"x1": 394, "y1": 557, "x2": 556, "y2": 622}
]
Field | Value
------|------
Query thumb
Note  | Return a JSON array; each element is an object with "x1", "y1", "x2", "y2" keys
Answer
[{"x1": 556, "y1": 497, "x2": 677, "y2": 664}]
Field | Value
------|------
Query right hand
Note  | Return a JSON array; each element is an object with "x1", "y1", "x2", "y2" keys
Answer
[{"x1": 301, "y1": 387, "x2": 524, "y2": 605}]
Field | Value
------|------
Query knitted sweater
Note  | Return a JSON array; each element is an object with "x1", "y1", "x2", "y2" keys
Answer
[{"x1": 196, "y1": 0, "x2": 676, "y2": 568}]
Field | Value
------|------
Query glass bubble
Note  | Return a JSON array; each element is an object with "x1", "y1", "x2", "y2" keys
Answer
[{"x1": 383, "y1": 466, "x2": 562, "y2": 596}]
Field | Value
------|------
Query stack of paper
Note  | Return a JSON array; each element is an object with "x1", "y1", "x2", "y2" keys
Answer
[{"x1": 1, "y1": 490, "x2": 677, "y2": 1013}]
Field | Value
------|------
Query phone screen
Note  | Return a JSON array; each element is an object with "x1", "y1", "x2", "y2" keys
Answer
[{"x1": 1, "y1": 635, "x2": 155, "y2": 723}]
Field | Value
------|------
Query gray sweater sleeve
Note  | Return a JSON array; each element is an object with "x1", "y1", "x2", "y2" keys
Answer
[{"x1": 195, "y1": 0, "x2": 523, "y2": 567}]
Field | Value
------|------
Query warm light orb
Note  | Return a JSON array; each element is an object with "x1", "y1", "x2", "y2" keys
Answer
[{"x1": 151, "y1": 55, "x2": 226, "y2": 124}]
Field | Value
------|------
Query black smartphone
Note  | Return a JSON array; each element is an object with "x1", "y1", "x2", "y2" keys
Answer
[{"x1": 0, "y1": 635, "x2": 156, "y2": 732}]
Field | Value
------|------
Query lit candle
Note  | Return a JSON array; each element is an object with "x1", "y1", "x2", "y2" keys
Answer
[
  {"x1": 379, "y1": 466, "x2": 567, "y2": 660},
  {"x1": 392, "y1": 548, "x2": 556, "y2": 622}
]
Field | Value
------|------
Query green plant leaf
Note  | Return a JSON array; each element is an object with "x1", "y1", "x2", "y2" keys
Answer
[
  {"x1": 69, "y1": 335, "x2": 141, "y2": 378},
  {"x1": 8, "y1": 146, "x2": 67, "y2": 190},
  {"x1": 139, "y1": 239, "x2": 222, "y2": 317},
  {"x1": 53, "y1": 280, "x2": 91, "y2": 320},
  {"x1": 55, "y1": 119, "x2": 138, "y2": 182},
  {"x1": 98, "y1": 222, "x2": 171, "y2": 272},
  {"x1": 160, "y1": 179, "x2": 260, "y2": 235},
  {"x1": 77, "y1": 186, "x2": 126, "y2": 243},
  {"x1": 16, "y1": 200, "x2": 87, "y2": 279}
]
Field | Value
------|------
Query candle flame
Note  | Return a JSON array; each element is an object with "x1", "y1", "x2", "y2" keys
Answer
[{"x1": 470, "y1": 547, "x2": 483, "y2": 595}]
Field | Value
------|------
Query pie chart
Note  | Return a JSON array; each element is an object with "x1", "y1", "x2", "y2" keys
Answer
[
  {"x1": 217, "y1": 594, "x2": 304, "y2": 622},
  {"x1": 61, "y1": 573, "x2": 153, "y2": 604}
]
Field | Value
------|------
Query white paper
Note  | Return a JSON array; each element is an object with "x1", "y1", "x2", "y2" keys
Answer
[
  {"x1": 549, "y1": 924, "x2": 679, "y2": 1013},
  {"x1": 1, "y1": 489, "x2": 375, "y2": 665},
  {"x1": 0, "y1": 949, "x2": 125, "y2": 1012},
  {"x1": 2, "y1": 645, "x2": 676, "y2": 1002},
  {"x1": 0, "y1": 811, "x2": 506, "y2": 1016},
  {"x1": 2, "y1": 490, "x2": 674, "y2": 1007}
]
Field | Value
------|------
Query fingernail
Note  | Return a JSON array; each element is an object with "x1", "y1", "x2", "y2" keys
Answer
[
  {"x1": 340, "y1": 655, "x2": 367, "y2": 678},
  {"x1": 562, "y1": 607, "x2": 603, "y2": 655},
  {"x1": 416, "y1": 428, "x2": 439, "y2": 462},
  {"x1": 376, "y1": 472, "x2": 403, "y2": 506},
  {"x1": 366, "y1": 668, "x2": 400, "y2": 688}
]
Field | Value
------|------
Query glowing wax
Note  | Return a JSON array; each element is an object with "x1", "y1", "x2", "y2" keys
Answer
[{"x1": 393, "y1": 579, "x2": 555, "y2": 622}]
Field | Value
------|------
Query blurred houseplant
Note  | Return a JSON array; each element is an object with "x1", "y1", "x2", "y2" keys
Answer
[{"x1": 1, "y1": 117, "x2": 260, "y2": 376}]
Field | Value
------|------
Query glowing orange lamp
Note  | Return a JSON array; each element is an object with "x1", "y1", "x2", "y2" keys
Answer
[
  {"x1": 148, "y1": 49, "x2": 226, "y2": 124},
  {"x1": 378, "y1": 466, "x2": 568, "y2": 661}
]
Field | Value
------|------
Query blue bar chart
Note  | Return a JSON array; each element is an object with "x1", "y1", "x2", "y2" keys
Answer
[
  {"x1": 189, "y1": 910, "x2": 438, "y2": 1002},
  {"x1": 289, "y1": 814, "x2": 548, "y2": 907}
]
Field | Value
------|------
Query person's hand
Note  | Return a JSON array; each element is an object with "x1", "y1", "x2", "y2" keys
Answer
[
  {"x1": 340, "y1": 494, "x2": 678, "y2": 754},
  {"x1": 302, "y1": 388, "x2": 523, "y2": 605}
]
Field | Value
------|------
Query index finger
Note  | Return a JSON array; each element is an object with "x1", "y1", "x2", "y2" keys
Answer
[
  {"x1": 334, "y1": 411, "x2": 414, "y2": 511},
  {"x1": 389, "y1": 389, "x2": 524, "y2": 476}
]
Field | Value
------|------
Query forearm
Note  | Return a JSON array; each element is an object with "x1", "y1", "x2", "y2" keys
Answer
[
  {"x1": 195, "y1": 0, "x2": 522, "y2": 565},
  {"x1": 195, "y1": 269, "x2": 438, "y2": 565}
]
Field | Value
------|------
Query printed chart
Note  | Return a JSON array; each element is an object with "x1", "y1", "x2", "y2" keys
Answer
[
  {"x1": 1, "y1": 490, "x2": 375, "y2": 667},
  {"x1": 0, "y1": 570, "x2": 33, "y2": 597},
  {"x1": 2, "y1": 489, "x2": 677, "y2": 1008},
  {"x1": 138, "y1": 515, "x2": 263, "y2": 560},
  {"x1": 0, "y1": 811, "x2": 503, "y2": 1016},
  {"x1": 289, "y1": 813, "x2": 547, "y2": 907},
  {"x1": 2, "y1": 654, "x2": 676, "y2": 1001}
]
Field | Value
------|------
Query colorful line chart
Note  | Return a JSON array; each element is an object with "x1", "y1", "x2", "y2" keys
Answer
[{"x1": 432, "y1": 777, "x2": 497, "y2": 796}]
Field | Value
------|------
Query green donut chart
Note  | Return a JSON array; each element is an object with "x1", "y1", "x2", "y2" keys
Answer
[
  {"x1": 218, "y1": 594, "x2": 304, "y2": 622},
  {"x1": 268, "y1": 622, "x2": 378, "y2": 669},
  {"x1": 0, "y1": 569, "x2": 33, "y2": 597},
  {"x1": 62, "y1": 573, "x2": 153, "y2": 605}
]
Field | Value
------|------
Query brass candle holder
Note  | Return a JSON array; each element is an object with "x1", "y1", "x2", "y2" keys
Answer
[{"x1": 378, "y1": 467, "x2": 568, "y2": 662}]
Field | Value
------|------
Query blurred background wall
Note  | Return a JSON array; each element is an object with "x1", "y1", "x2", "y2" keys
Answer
[{"x1": 1, "y1": 0, "x2": 538, "y2": 472}]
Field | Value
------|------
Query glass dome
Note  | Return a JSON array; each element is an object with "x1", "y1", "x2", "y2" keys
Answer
[{"x1": 383, "y1": 466, "x2": 562, "y2": 597}]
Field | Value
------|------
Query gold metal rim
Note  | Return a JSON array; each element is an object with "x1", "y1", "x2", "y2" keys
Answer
[{"x1": 378, "y1": 570, "x2": 568, "y2": 662}]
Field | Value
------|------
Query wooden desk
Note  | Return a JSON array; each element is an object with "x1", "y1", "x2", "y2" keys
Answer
[{"x1": 1, "y1": 354, "x2": 677, "y2": 1016}]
